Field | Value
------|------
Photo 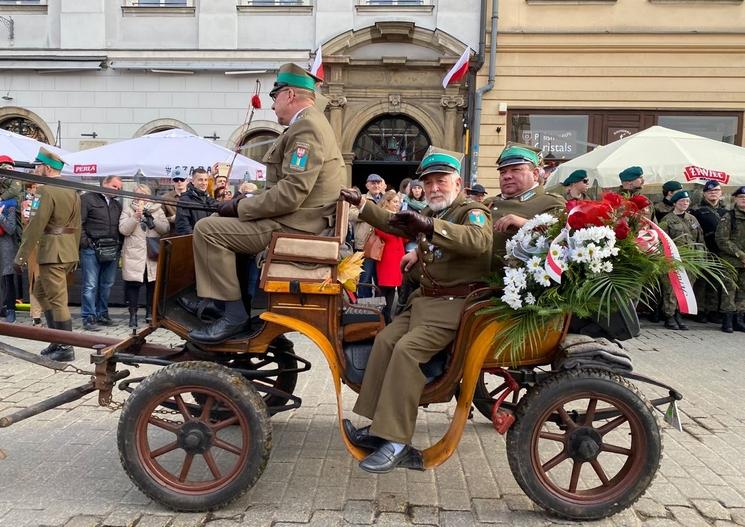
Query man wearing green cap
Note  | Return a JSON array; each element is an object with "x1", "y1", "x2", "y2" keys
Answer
[
  {"x1": 617, "y1": 166, "x2": 653, "y2": 220},
  {"x1": 654, "y1": 180, "x2": 683, "y2": 222},
  {"x1": 484, "y1": 143, "x2": 565, "y2": 268},
  {"x1": 339, "y1": 146, "x2": 492, "y2": 473},
  {"x1": 561, "y1": 169, "x2": 590, "y2": 200},
  {"x1": 184, "y1": 63, "x2": 345, "y2": 343},
  {"x1": 15, "y1": 147, "x2": 80, "y2": 361},
  {"x1": 715, "y1": 186, "x2": 745, "y2": 333},
  {"x1": 658, "y1": 190, "x2": 703, "y2": 330}
]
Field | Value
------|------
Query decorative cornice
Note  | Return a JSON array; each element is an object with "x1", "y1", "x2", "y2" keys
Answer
[
  {"x1": 441, "y1": 95, "x2": 466, "y2": 110},
  {"x1": 327, "y1": 95, "x2": 347, "y2": 109}
]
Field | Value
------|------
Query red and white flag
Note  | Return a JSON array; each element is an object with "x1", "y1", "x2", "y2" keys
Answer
[
  {"x1": 442, "y1": 46, "x2": 472, "y2": 88},
  {"x1": 310, "y1": 46, "x2": 324, "y2": 82}
]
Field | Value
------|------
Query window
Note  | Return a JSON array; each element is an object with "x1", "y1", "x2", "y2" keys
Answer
[
  {"x1": 358, "y1": 0, "x2": 429, "y2": 4},
  {"x1": 0, "y1": 1, "x2": 44, "y2": 4},
  {"x1": 510, "y1": 113, "x2": 590, "y2": 161},
  {"x1": 239, "y1": 0, "x2": 310, "y2": 5},
  {"x1": 657, "y1": 115, "x2": 738, "y2": 144},
  {"x1": 124, "y1": 0, "x2": 189, "y2": 6},
  {"x1": 353, "y1": 115, "x2": 430, "y2": 162}
]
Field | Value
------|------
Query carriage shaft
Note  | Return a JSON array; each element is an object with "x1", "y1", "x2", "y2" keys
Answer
[{"x1": 0, "y1": 381, "x2": 96, "y2": 428}]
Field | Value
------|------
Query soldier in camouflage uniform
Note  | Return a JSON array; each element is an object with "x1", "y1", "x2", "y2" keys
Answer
[
  {"x1": 658, "y1": 190, "x2": 703, "y2": 330},
  {"x1": 561, "y1": 169, "x2": 590, "y2": 200},
  {"x1": 340, "y1": 147, "x2": 492, "y2": 474},
  {"x1": 654, "y1": 180, "x2": 683, "y2": 222},
  {"x1": 715, "y1": 185, "x2": 745, "y2": 333},
  {"x1": 691, "y1": 180, "x2": 728, "y2": 322},
  {"x1": 617, "y1": 166, "x2": 654, "y2": 220}
]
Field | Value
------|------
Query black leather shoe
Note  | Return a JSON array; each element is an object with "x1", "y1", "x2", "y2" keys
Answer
[
  {"x1": 48, "y1": 345, "x2": 74, "y2": 362},
  {"x1": 359, "y1": 442, "x2": 414, "y2": 474},
  {"x1": 189, "y1": 317, "x2": 250, "y2": 344},
  {"x1": 343, "y1": 419, "x2": 383, "y2": 450},
  {"x1": 83, "y1": 317, "x2": 100, "y2": 332},
  {"x1": 97, "y1": 315, "x2": 115, "y2": 327},
  {"x1": 664, "y1": 317, "x2": 679, "y2": 330},
  {"x1": 40, "y1": 343, "x2": 60, "y2": 357},
  {"x1": 178, "y1": 295, "x2": 223, "y2": 321},
  {"x1": 674, "y1": 313, "x2": 689, "y2": 331}
]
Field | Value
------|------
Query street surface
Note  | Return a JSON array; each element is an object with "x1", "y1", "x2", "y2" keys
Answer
[{"x1": 1, "y1": 308, "x2": 744, "y2": 527}]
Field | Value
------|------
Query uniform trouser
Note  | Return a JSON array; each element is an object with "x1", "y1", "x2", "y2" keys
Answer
[
  {"x1": 661, "y1": 273, "x2": 696, "y2": 318},
  {"x1": 353, "y1": 294, "x2": 462, "y2": 444},
  {"x1": 694, "y1": 278, "x2": 721, "y2": 313},
  {"x1": 34, "y1": 262, "x2": 76, "y2": 322},
  {"x1": 721, "y1": 268, "x2": 745, "y2": 313},
  {"x1": 27, "y1": 248, "x2": 42, "y2": 319},
  {"x1": 193, "y1": 216, "x2": 300, "y2": 301}
]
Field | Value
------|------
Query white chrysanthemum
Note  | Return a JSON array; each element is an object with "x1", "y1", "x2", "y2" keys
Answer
[
  {"x1": 589, "y1": 261, "x2": 603, "y2": 273},
  {"x1": 573, "y1": 246, "x2": 589, "y2": 263},
  {"x1": 527, "y1": 256, "x2": 543, "y2": 271},
  {"x1": 602, "y1": 261, "x2": 614, "y2": 273},
  {"x1": 502, "y1": 290, "x2": 523, "y2": 310},
  {"x1": 504, "y1": 267, "x2": 528, "y2": 290},
  {"x1": 505, "y1": 238, "x2": 518, "y2": 255},
  {"x1": 525, "y1": 293, "x2": 536, "y2": 305},
  {"x1": 534, "y1": 271, "x2": 551, "y2": 287}
]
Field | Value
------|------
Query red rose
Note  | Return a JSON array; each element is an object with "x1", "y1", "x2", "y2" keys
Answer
[
  {"x1": 630, "y1": 194, "x2": 651, "y2": 210},
  {"x1": 602, "y1": 192, "x2": 624, "y2": 208},
  {"x1": 614, "y1": 218, "x2": 631, "y2": 240},
  {"x1": 566, "y1": 199, "x2": 580, "y2": 212},
  {"x1": 567, "y1": 201, "x2": 613, "y2": 230}
]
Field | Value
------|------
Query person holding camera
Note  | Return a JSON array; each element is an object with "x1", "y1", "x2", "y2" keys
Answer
[
  {"x1": 119, "y1": 184, "x2": 169, "y2": 328},
  {"x1": 79, "y1": 176, "x2": 123, "y2": 331}
]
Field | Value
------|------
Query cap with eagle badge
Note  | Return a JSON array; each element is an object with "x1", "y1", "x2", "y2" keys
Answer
[
  {"x1": 35, "y1": 147, "x2": 65, "y2": 171},
  {"x1": 497, "y1": 143, "x2": 542, "y2": 170},
  {"x1": 416, "y1": 146, "x2": 464, "y2": 178},
  {"x1": 269, "y1": 63, "x2": 321, "y2": 98}
]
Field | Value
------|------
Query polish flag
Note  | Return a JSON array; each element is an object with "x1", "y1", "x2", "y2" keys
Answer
[
  {"x1": 310, "y1": 46, "x2": 324, "y2": 82},
  {"x1": 442, "y1": 46, "x2": 472, "y2": 88}
]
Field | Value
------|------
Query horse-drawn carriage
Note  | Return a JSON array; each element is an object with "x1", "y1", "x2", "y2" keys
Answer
[{"x1": 0, "y1": 200, "x2": 682, "y2": 520}]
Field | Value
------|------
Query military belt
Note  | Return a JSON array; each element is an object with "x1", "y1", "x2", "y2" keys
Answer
[
  {"x1": 420, "y1": 283, "x2": 486, "y2": 298},
  {"x1": 44, "y1": 226, "x2": 77, "y2": 235}
]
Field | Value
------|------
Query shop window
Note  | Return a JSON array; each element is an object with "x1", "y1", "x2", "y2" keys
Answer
[
  {"x1": 657, "y1": 115, "x2": 738, "y2": 144},
  {"x1": 510, "y1": 113, "x2": 590, "y2": 162}
]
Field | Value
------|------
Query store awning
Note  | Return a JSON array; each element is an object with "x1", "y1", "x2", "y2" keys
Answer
[{"x1": 0, "y1": 57, "x2": 105, "y2": 71}]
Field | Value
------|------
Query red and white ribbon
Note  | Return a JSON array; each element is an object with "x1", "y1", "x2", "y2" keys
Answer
[
  {"x1": 641, "y1": 219, "x2": 698, "y2": 315},
  {"x1": 545, "y1": 229, "x2": 567, "y2": 284}
]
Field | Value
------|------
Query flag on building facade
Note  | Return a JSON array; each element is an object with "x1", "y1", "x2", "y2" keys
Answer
[
  {"x1": 310, "y1": 46, "x2": 324, "y2": 81},
  {"x1": 442, "y1": 46, "x2": 472, "y2": 88}
]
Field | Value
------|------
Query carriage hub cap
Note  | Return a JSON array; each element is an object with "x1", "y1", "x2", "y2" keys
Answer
[
  {"x1": 177, "y1": 421, "x2": 214, "y2": 454},
  {"x1": 568, "y1": 427, "x2": 603, "y2": 462}
]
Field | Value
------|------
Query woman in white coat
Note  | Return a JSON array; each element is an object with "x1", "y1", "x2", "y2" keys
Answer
[{"x1": 119, "y1": 183, "x2": 169, "y2": 327}]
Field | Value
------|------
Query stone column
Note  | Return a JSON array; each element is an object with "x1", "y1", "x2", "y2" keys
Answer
[
  {"x1": 342, "y1": 152, "x2": 356, "y2": 187},
  {"x1": 327, "y1": 95, "x2": 347, "y2": 145},
  {"x1": 441, "y1": 94, "x2": 466, "y2": 150}
]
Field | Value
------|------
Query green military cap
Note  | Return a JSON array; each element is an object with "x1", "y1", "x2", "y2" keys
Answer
[
  {"x1": 416, "y1": 146, "x2": 464, "y2": 178},
  {"x1": 561, "y1": 169, "x2": 588, "y2": 186},
  {"x1": 35, "y1": 146, "x2": 64, "y2": 171},
  {"x1": 269, "y1": 63, "x2": 321, "y2": 98},
  {"x1": 618, "y1": 166, "x2": 643, "y2": 182},
  {"x1": 732, "y1": 185, "x2": 745, "y2": 197},
  {"x1": 670, "y1": 190, "x2": 690, "y2": 203},
  {"x1": 662, "y1": 180, "x2": 683, "y2": 194},
  {"x1": 497, "y1": 143, "x2": 541, "y2": 169}
]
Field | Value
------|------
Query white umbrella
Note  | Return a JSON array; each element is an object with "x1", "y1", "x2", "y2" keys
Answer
[
  {"x1": 0, "y1": 128, "x2": 70, "y2": 162},
  {"x1": 60, "y1": 128, "x2": 266, "y2": 181},
  {"x1": 548, "y1": 126, "x2": 745, "y2": 189}
]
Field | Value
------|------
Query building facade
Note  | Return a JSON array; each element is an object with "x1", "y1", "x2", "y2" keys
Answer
[
  {"x1": 0, "y1": 0, "x2": 481, "y2": 188},
  {"x1": 474, "y1": 0, "x2": 745, "y2": 191}
]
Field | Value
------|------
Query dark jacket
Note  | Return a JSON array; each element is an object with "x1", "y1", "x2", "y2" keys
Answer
[
  {"x1": 175, "y1": 184, "x2": 217, "y2": 235},
  {"x1": 80, "y1": 191, "x2": 123, "y2": 249},
  {"x1": 691, "y1": 199, "x2": 728, "y2": 252}
]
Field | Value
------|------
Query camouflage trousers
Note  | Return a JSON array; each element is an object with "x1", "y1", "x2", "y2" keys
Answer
[
  {"x1": 721, "y1": 268, "x2": 745, "y2": 313},
  {"x1": 661, "y1": 272, "x2": 696, "y2": 318},
  {"x1": 694, "y1": 278, "x2": 721, "y2": 313}
]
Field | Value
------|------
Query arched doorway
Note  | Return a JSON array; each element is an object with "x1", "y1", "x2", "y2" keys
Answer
[
  {"x1": 0, "y1": 108, "x2": 55, "y2": 145},
  {"x1": 352, "y1": 114, "x2": 430, "y2": 191},
  {"x1": 239, "y1": 129, "x2": 279, "y2": 163}
]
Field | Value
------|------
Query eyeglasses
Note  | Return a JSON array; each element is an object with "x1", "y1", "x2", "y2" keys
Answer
[
  {"x1": 172, "y1": 177, "x2": 186, "y2": 182},
  {"x1": 270, "y1": 88, "x2": 291, "y2": 101}
]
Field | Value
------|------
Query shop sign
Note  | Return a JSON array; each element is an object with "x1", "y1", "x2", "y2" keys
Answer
[
  {"x1": 683, "y1": 165, "x2": 730, "y2": 184},
  {"x1": 74, "y1": 164, "x2": 97, "y2": 174},
  {"x1": 521, "y1": 130, "x2": 578, "y2": 157}
]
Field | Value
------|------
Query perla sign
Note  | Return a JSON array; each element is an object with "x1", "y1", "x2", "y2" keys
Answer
[{"x1": 521, "y1": 131, "x2": 577, "y2": 157}]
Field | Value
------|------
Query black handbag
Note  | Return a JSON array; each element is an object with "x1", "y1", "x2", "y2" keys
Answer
[
  {"x1": 93, "y1": 237, "x2": 119, "y2": 263},
  {"x1": 146, "y1": 236, "x2": 161, "y2": 260}
]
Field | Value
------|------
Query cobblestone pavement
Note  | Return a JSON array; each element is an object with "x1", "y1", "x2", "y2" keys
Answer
[{"x1": 1, "y1": 308, "x2": 744, "y2": 526}]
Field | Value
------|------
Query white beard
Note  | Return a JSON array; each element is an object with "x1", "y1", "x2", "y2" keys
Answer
[{"x1": 427, "y1": 191, "x2": 457, "y2": 212}]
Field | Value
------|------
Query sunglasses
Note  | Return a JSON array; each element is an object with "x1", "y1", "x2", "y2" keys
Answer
[
  {"x1": 270, "y1": 87, "x2": 291, "y2": 101},
  {"x1": 172, "y1": 177, "x2": 186, "y2": 182}
]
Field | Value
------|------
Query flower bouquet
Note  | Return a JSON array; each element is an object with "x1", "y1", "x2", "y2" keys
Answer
[{"x1": 480, "y1": 192, "x2": 733, "y2": 364}]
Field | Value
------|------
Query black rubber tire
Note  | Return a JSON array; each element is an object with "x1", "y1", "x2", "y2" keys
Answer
[
  {"x1": 505, "y1": 368, "x2": 662, "y2": 520},
  {"x1": 117, "y1": 361, "x2": 272, "y2": 511}
]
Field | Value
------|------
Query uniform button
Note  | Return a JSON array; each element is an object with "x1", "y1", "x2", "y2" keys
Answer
[{"x1": 442, "y1": 229, "x2": 447, "y2": 236}]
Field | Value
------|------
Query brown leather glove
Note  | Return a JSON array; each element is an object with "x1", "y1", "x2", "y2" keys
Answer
[
  {"x1": 217, "y1": 194, "x2": 245, "y2": 217},
  {"x1": 389, "y1": 210, "x2": 433, "y2": 238},
  {"x1": 339, "y1": 188, "x2": 362, "y2": 207}
]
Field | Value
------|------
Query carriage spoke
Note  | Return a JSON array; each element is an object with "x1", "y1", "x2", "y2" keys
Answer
[
  {"x1": 597, "y1": 415, "x2": 628, "y2": 436},
  {"x1": 602, "y1": 442, "x2": 632, "y2": 456},
  {"x1": 213, "y1": 438, "x2": 243, "y2": 456},
  {"x1": 178, "y1": 452, "x2": 194, "y2": 482},
  {"x1": 173, "y1": 394, "x2": 192, "y2": 420},
  {"x1": 203, "y1": 450, "x2": 222, "y2": 480},
  {"x1": 568, "y1": 460, "x2": 583, "y2": 493},
  {"x1": 198, "y1": 395, "x2": 215, "y2": 421},
  {"x1": 148, "y1": 416, "x2": 179, "y2": 433},
  {"x1": 488, "y1": 382, "x2": 508, "y2": 398},
  {"x1": 538, "y1": 431, "x2": 566, "y2": 443},
  {"x1": 212, "y1": 415, "x2": 239, "y2": 432},
  {"x1": 149, "y1": 441, "x2": 179, "y2": 459},
  {"x1": 591, "y1": 459, "x2": 610, "y2": 486},
  {"x1": 557, "y1": 407, "x2": 578, "y2": 431},
  {"x1": 542, "y1": 451, "x2": 568, "y2": 472},
  {"x1": 584, "y1": 398, "x2": 598, "y2": 425}
]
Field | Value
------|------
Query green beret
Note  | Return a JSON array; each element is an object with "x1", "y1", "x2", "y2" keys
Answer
[
  {"x1": 561, "y1": 169, "x2": 588, "y2": 186},
  {"x1": 670, "y1": 190, "x2": 690, "y2": 203},
  {"x1": 662, "y1": 180, "x2": 683, "y2": 194},
  {"x1": 497, "y1": 144, "x2": 541, "y2": 169},
  {"x1": 618, "y1": 166, "x2": 643, "y2": 182},
  {"x1": 270, "y1": 63, "x2": 320, "y2": 97},
  {"x1": 416, "y1": 146, "x2": 463, "y2": 178}
]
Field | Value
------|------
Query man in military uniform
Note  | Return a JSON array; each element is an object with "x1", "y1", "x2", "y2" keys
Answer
[
  {"x1": 715, "y1": 186, "x2": 745, "y2": 333},
  {"x1": 484, "y1": 144, "x2": 565, "y2": 267},
  {"x1": 183, "y1": 63, "x2": 345, "y2": 343},
  {"x1": 464, "y1": 183, "x2": 488, "y2": 203},
  {"x1": 340, "y1": 147, "x2": 492, "y2": 473},
  {"x1": 658, "y1": 190, "x2": 703, "y2": 330},
  {"x1": 14, "y1": 148, "x2": 80, "y2": 361},
  {"x1": 0, "y1": 155, "x2": 25, "y2": 204},
  {"x1": 561, "y1": 169, "x2": 590, "y2": 200},
  {"x1": 654, "y1": 180, "x2": 683, "y2": 222},
  {"x1": 617, "y1": 165, "x2": 654, "y2": 221},
  {"x1": 691, "y1": 180, "x2": 728, "y2": 322}
]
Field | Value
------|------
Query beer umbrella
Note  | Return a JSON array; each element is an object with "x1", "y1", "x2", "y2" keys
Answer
[
  {"x1": 547, "y1": 126, "x2": 745, "y2": 190},
  {"x1": 60, "y1": 128, "x2": 266, "y2": 181},
  {"x1": 0, "y1": 128, "x2": 70, "y2": 162}
]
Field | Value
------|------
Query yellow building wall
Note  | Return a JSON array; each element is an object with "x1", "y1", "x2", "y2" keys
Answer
[{"x1": 476, "y1": 0, "x2": 745, "y2": 192}]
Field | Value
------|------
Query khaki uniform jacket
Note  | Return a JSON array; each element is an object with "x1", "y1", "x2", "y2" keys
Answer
[
  {"x1": 654, "y1": 200, "x2": 674, "y2": 223},
  {"x1": 15, "y1": 183, "x2": 80, "y2": 266},
  {"x1": 716, "y1": 208, "x2": 745, "y2": 268},
  {"x1": 237, "y1": 105, "x2": 345, "y2": 234},
  {"x1": 658, "y1": 211, "x2": 703, "y2": 248},
  {"x1": 484, "y1": 186, "x2": 566, "y2": 269},
  {"x1": 359, "y1": 193, "x2": 492, "y2": 328}
]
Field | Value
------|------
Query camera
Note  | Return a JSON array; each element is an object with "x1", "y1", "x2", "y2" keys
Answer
[{"x1": 141, "y1": 208, "x2": 156, "y2": 230}]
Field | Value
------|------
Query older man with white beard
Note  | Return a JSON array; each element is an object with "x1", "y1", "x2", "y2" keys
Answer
[{"x1": 339, "y1": 147, "x2": 493, "y2": 473}]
